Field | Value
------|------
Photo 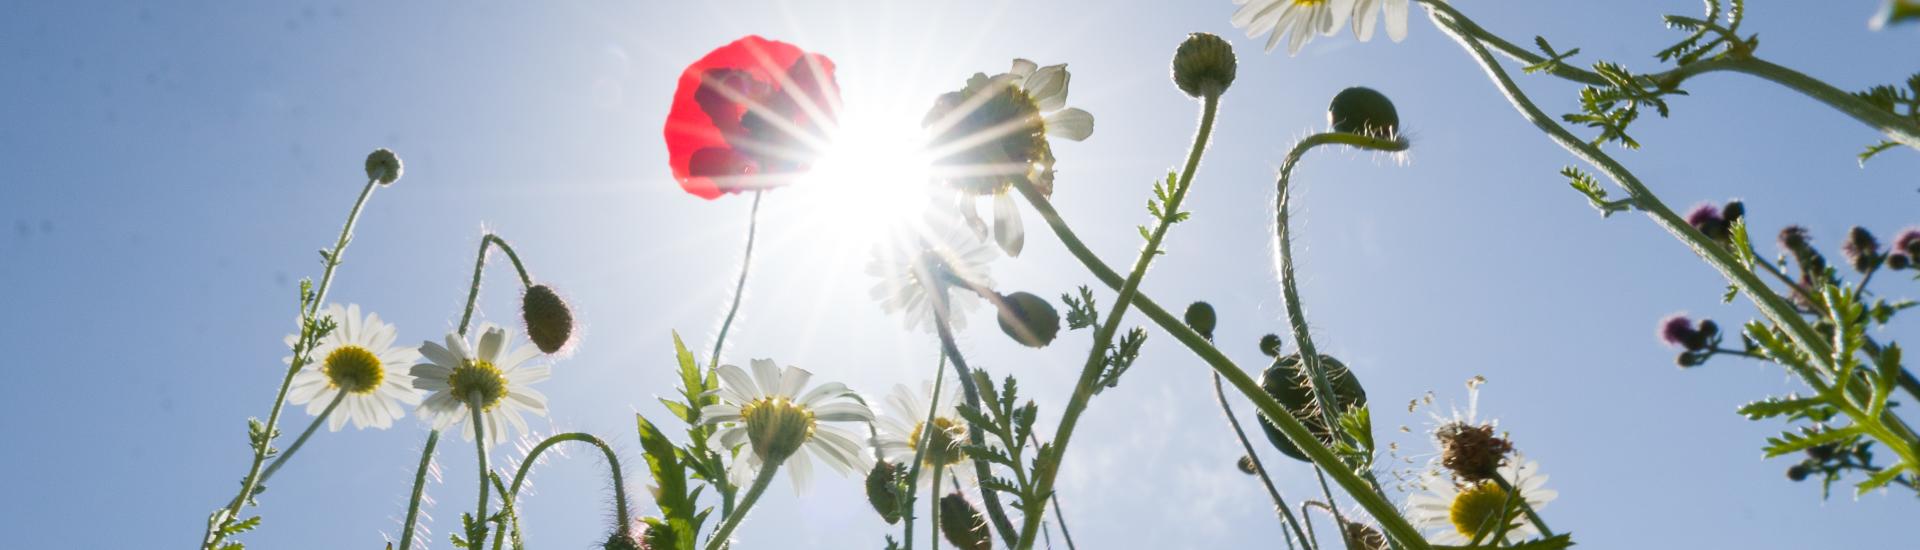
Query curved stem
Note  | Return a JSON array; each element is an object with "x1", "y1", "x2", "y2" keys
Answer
[
  {"x1": 928, "y1": 296, "x2": 1021, "y2": 546},
  {"x1": 255, "y1": 390, "x2": 347, "y2": 484},
  {"x1": 458, "y1": 234, "x2": 534, "y2": 337},
  {"x1": 710, "y1": 191, "x2": 765, "y2": 371},
  {"x1": 704, "y1": 462, "x2": 780, "y2": 550},
  {"x1": 207, "y1": 178, "x2": 380, "y2": 550},
  {"x1": 1005, "y1": 173, "x2": 1430, "y2": 548},
  {"x1": 503, "y1": 432, "x2": 631, "y2": 532},
  {"x1": 1212, "y1": 371, "x2": 1313, "y2": 548},
  {"x1": 902, "y1": 353, "x2": 950, "y2": 550},
  {"x1": 398, "y1": 430, "x2": 442, "y2": 550},
  {"x1": 470, "y1": 394, "x2": 492, "y2": 544},
  {"x1": 1310, "y1": 467, "x2": 1353, "y2": 550}
]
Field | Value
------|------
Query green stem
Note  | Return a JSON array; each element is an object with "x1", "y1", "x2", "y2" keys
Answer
[
  {"x1": 1491, "y1": 473, "x2": 1553, "y2": 537},
  {"x1": 930, "y1": 464, "x2": 945, "y2": 550},
  {"x1": 470, "y1": 393, "x2": 492, "y2": 545},
  {"x1": 255, "y1": 390, "x2": 347, "y2": 485},
  {"x1": 1311, "y1": 467, "x2": 1353, "y2": 550},
  {"x1": 1016, "y1": 94, "x2": 1219, "y2": 550},
  {"x1": 398, "y1": 430, "x2": 442, "y2": 550},
  {"x1": 704, "y1": 462, "x2": 780, "y2": 550},
  {"x1": 902, "y1": 354, "x2": 950, "y2": 550},
  {"x1": 1426, "y1": 3, "x2": 1920, "y2": 470},
  {"x1": 711, "y1": 191, "x2": 765, "y2": 371},
  {"x1": 458, "y1": 234, "x2": 535, "y2": 336},
  {"x1": 927, "y1": 291, "x2": 1022, "y2": 547},
  {"x1": 206, "y1": 177, "x2": 380, "y2": 550},
  {"x1": 1212, "y1": 372, "x2": 1313, "y2": 549},
  {"x1": 503, "y1": 432, "x2": 631, "y2": 536},
  {"x1": 490, "y1": 474, "x2": 520, "y2": 550},
  {"x1": 1006, "y1": 170, "x2": 1430, "y2": 548}
]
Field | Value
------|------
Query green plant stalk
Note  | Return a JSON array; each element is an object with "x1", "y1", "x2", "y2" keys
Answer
[
  {"x1": 206, "y1": 177, "x2": 380, "y2": 550},
  {"x1": 254, "y1": 390, "x2": 347, "y2": 484},
  {"x1": 1418, "y1": 0, "x2": 1920, "y2": 150},
  {"x1": 1491, "y1": 473, "x2": 1552, "y2": 537},
  {"x1": 711, "y1": 191, "x2": 765, "y2": 372},
  {"x1": 1425, "y1": 5, "x2": 1920, "y2": 469},
  {"x1": 930, "y1": 464, "x2": 945, "y2": 550},
  {"x1": 1311, "y1": 467, "x2": 1354, "y2": 550},
  {"x1": 470, "y1": 393, "x2": 493, "y2": 546},
  {"x1": 704, "y1": 462, "x2": 780, "y2": 550},
  {"x1": 1211, "y1": 371, "x2": 1314, "y2": 549},
  {"x1": 901, "y1": 354, "x2": 950, "y2": 550},
  {"x1": 1006, "y1": 172, "x2": 1430, "y2": 548},
  {"x1": 398, "y1": 430, "x2": 442, "y2": 550},
  {"x1": 501, "y1": 432, "x2": 631, "y2": 544},
  {"x1": 1017, "y1": 95, "x2": 1225, "y2": 550},
  {"x1": 458, "y1": 234, "x2": 535, "y2": 334},
  {"x1": 928, "y1": 292, "x2": 1022, "y2": 546},
  {"x1": 489, "y1": 475, "x2": 521, "y2": 550}
]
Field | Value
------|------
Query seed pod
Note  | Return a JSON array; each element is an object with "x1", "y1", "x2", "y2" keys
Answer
[
  {"x1": 1171, "y1": 32, "x2": 1237, "y2": 98},
  {"x1": 1328, "y1": 87, "x2": 1399, "y2": 139},
  {"x1": 996, "y1": 291, "x2": 1061, "y2": 348},
  {"x1": 522, "y1": 284, "x2": 576, "y2": 354},
  {"x1": 1183, "y1": 301, "x2": 1218, "y2": 340},
  {"x1": 1257, "y1": 354, "x2": 1368, "y2": 462},
  {"x1": 939, "y1": 493, "x2": 992, "y2": 550}
]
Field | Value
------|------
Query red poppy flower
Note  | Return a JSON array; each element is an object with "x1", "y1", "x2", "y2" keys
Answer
[{"x1": 665, "y1": 35, "x2": 840, "y2": 200}]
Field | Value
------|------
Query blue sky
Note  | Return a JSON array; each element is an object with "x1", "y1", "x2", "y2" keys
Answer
[{"x1": 3, "y1": 1, "x2": 1918, "y2": 548}]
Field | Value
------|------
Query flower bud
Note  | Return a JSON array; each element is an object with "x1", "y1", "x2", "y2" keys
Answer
[
  {"x1": 1890, "y1": 253, "x2": 1912, "y2": 270},
  {"x1": 1172, "y1": 32, "x2": 1237, "y2": 99},
  {"x1": 1236, "y1": 455, "x2": 1258, "y2": 475},
  {"x1": 1259, "y1": 334, "x2": 1284, "y2": 358},
  {"x1": 522, "y1": 284, "x2": 576, "y2": 354},
  {"x1": 1895, "y1": 228, "x2": 1920, "y2": 258},
  {"x1": 996, "y1": 291, "x2": 1061, "y2": 348},
  {"x1": 1686, "y1": 203, "x2": 1729, "y2": 242},
  {"x1": 865, "y1": 461, "x2": 905, "y2": 525},
  {"x1": 1658, "y1": 314, "x2": 1710, "y2": 351},
  {"x1": 1786, "y1": 463, "x2": 1812, "y2": 482},
  {"x1": 1697, "y1": 319, "x2": 1719, "y2": 340},
  {"x1": 1720, "y1": 200, "x2": 1745, "y2": 225},
  {"x1": 1843, "y1": 226, "x2": 1882, "y2": 273},
  {"x1": 1183, "y1": 301, "x2": 1218, "y2": 340},
  {"x1": 1257, "y1": 354, "x2": 1367, "y2": 462},
  {"x1": 1778, "y1": 225, "x2": 1827, "y2": 273},
  {"x1": 1328, "y1": 87, "x2": 1399, "y2": 139},
  {"x1": 364, "y1": 148, "x2": 403, "y2": 185},
  {"x1": 939, "y1": 493, "x2": 992, "y2": 550}
]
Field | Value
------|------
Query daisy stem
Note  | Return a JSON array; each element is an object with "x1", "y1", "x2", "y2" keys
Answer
[
  {"x1": 398, "y1": 429, "x2": 442, "y2": 550},
  {"x1": 710, "y1": 191, "x2": 765, "y2": 372},
  {"x1": 1416, "y1": 0, "x2": 1920, "y2": 150},
  {"x1": 1014, "y1": 93, "x2": 1218, "y2": 550},
  {"x1": 929, "y1": 464, "x2": 944, "y2": 550},
  {"x1": 929, "y1": 287, "x2": 1022, "y2": 546},
  {"x1": 1210, "y1": 371, "x2": 1313, "y2": 549},
  {"x1": 503, "y1": 432, "x2": 631, "y2": 534},
  {"x1": 255, "y1": 390, "x2": 347, "y2": 484},
  {"x1": 207, "y1": 177, "x2": 379, "y2": 550},
  {"x1": 902, "y1": 353, "x2": 950, "y2": 550},
  {"x1": 704, "y1": 461, "x2": 780, "y2": 550},
  {"x1": 470, "y1": 393, "x2": 493, "y2": 545},
  {"x1": 1427, "y1": 4, "x2": 1920, "y2": 470},
  {"x1": 1490, "y1": 473, "x2": 1553, "y2": 537},
  {"x1": 1005, "y1": 158, "x2": 1431, "y2": 548},
  {"x1": 458, "y1": 233, "x2": 535, "y2": 337},
  {"x1": 489, "y1": 474, "x2": 522, "y2": 550}
]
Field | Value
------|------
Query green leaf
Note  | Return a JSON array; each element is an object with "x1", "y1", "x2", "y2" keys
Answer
[
  {"x1": 1872, "y1": 343, "x2": 1903, "y2": 414},
  {"x1": 1736, "y1": 395, "x2": 1823, "y2": 420},
  {"x1": 1856, "y1": 462, "x2": 1909, "y2": 496},
  {"x1": 637, "y1": 413, "x2": 701, "y2": 550},
  {"x1": 1763, "y1": 426, "x2": 1864, "y2": 458}
]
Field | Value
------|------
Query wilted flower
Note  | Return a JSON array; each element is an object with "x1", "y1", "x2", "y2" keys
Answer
[
  {"x1": 284, "y1": 304, "x2": 422, "y2": 431},
  {"x1": 702, "y1": 359, "x2": 872, "y2": 492},
  {"x1": 1233, "y1": 0, "x2": 1356, "y2": 55},
  {"x1": 924, "y1": 59, "x2": 1094, "y2": 256},
  {"x1": 665, "y1": 36, "x2": 839, "y2": 199},
  {"x1": 411, "y1": 324, "x2": 552, "y2": 446},
  {"x1": 1171, "y1": 33, "x2": 1237, "y2": 98}
]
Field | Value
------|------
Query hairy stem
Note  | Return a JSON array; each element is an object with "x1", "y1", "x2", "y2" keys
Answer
[
  {"x1": 1213, "y1": 371, "x2": 1313, "y2": 548},
  {"x1": 255, "y1": 390, "x2": 347, "y2": 485},
  {"x1": 929, "y1": 293, "x2": 1022, "y2": 546},
  {"x1": 398, "y1": 430, "x2": 442, "y2": 550},
  {"x1": 711, "y1": 191, "x2": 765, "y2": 371},
  {"x1": 458, "y1": 233, "x2": 535, "y2": 335},
  {"x1": 704, "y1": 462, "x2": 780, "y2": 550},
  {"x1": 503, "y1": 432, "x2": 631, "y2": 534}
]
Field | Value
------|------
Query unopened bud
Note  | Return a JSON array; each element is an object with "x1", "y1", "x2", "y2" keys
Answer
[
  {"x1": 865, "y1": 461, "x2": 905, "y2": 525},
  {"x1": 1172, "y1": 32, "x2": 1237, "y2": 98},
  {"x1": 939, "y1": 493, "x2": 992, "y2": 550},
  {"x1": 996, "y1": 291, "x2": 1061, "y2": 348},
  {"x1": 1257, "y1": 354, "x2": 1367, "y2": 462},
  {"x1": 1328, "y1": 87, "x2": 1399, "y2": 139},
  {"x1": 1183, "y1": 301, "x2": 1218, "y2": 340},
  {"x1": 522, "y1": 284, "x2": 576, "y2": 354},
  {"x1": 1844, "y1": 226, "x2": 1881, "y2": 273},
  {"x1": 1259, "y1": 334, "x2": 1284, "y2": 358},
  {"x1": 364, "y1": 148, "x2": 403, "y2": 185}
]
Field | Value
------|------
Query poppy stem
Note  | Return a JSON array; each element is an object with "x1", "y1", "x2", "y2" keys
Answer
[
  {"x1": 397, "y1": 430, "x2": 442, "y2": 550},
  {"x1": 711, "y1": 191, "x2": 765, "y2": 372},
  {"x1": 1210, "y1": 371, "x2": 1312, "y2": 549},
  {"x1": 504, "y1": 433, "x2": 631, "y2": 538},
  {"x1": 457, "y1": 233, "x2": 534, "y2": 338}
]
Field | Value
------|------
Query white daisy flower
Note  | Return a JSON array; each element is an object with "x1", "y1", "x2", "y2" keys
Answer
[
  {"x1": 867, "y1": 202, "x2": 998, "y2": 333},
  {"x1": 1351, "y1": 0, "x2": 1410, "y2": 42},
  {"x1": 1232, "y1": 0, "x2": 1356, "y2": 55},
  {"x1": 871, "y1": 379, "x2": 976, "y2": 488},
  {"x1": 284, "y1": 303, "x2": 422, "y2": 431},
  {"x1": 923, "y1": 59, "x2": 1094, "y2": 256},
  {"x1": 1405, "y1": 460, "x2": 1558, "y2": 545},
  {"x1": 410, "y1": 324, "x2": 551, "y2": 447},
  {"x1": 702, "y1": 359, "x2": 874, "y2": 493}
]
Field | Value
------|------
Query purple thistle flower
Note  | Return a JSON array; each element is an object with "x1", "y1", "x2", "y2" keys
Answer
[
  {"x1": 1687, "y1": 203, "x2": 1729, "y2": 242},
  {"x1": 1660, "y1": 314, "x2": 1700, "y2": 349},
  {"x1": 1896, "y1": 228, "x2": 1920, "y2": 258},
  {"x1": 1844, "y1": 226, "x2": 1881, "y2": 273}
]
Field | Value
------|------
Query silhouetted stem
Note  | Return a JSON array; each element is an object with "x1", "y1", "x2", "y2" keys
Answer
[
  {"x1": 711, "y1": 191, "x2": 765, "y2": 371},
  {"x1": 1212, "y1": 372, "x2": 1313, "y2": 548},
  {"x1": 397, "y1": 430, "x2": 441, "y2": 550},
  {"x1": 705, "y1": 462, "x2": 779, "y2": 550}
]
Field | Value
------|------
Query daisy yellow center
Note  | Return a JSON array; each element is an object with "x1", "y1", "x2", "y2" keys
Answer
[
  {"x1": 448, "y1": 359, "x2": 508, "y2": 411},
  {"x1": 1447, "y1": 481, "x2": 1516, "y2": 539},
  {"x1": 322, "y1": 345, "x2": 384, "y2": 394},
  {"x1": 740, "y1": 397, "x2": 816, "y2": 462},
  {"x1": 927, "y1": 80, "x2": 1047, "y2": 195},
  {"x1": 909, "y1": 417, "x2": 968, "y2": 467}
]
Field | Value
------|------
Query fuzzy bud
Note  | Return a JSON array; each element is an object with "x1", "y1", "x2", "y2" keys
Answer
[
  {"x1": 1172, "y1": 32, "x2": 1237, "y2": 98},
  {"x1": 522, "y1": 284, "x2": 576, "y2": 354},
  {"x1": 1659, "y1": 314, "x2": 1709, "y2": 351},
  {"x1": 1720, "y1": 200, "x2": 1745, "y2": 225},
  {"x1": 1183, "y1": 301, "x2": 1218, "y2": 340},
  {"x1": 1686, "y1": 203, "x2": 1729, "y2": 242},
  {"x1": 865, "y1": 461, "x2": 905, "y2": 525},
  {"x1": 996, "y1": 291, "x2": 1061, "y2": 348},
  {"x1": 939, "y1": 493, "x2": 992, "y2": 550},
  {"x1": 1844, "y1": 226, "x2": 1882, "y2": 273},
  {"x1": 1895, "y1": 228, "x2": 1920, "y2": 258},
  {"x1": 1259, "y1": 334, "x2": 1284, "y2": 358},
  {"x1": 1778, "y1": 225, "x2": 1827, "y2": 274},
  {"x1": 364, "y1": 148, "x2": 403, "y2": 185},
  {"x1": 1257, "y1": 354, "x2": 1368, "y2": 462},
  {"x1": 1328, "y1": 87, "x2": 1399, "y2": 139}
]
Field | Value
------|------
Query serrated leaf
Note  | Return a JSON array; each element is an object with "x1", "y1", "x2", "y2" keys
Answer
[
  {"x1": 1736, "y1": 395, "x2": 1823, "y2": 420},
  {"x1": 1856, "y1": 463, "x2": 1908, "y2": 495},
  {"x1": 636, "y1": 414, "x2": 700, "y2": 550},
  {"x1": 1763, "y1": 426, "x2": 1864, "y2": 458}
]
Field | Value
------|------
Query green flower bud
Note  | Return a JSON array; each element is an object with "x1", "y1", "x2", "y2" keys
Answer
[
  {"x1": 865, "y1": 461, "x2": 905, "y2": 525},
  {"x1": 1259, "y1": 334, "x2": 1284, "y2": 358},
  {"x1": 1172, "y1": 32, "x2": 1236, "y2": 99},
  {"x1": 996, "y1": 291, "x2": 1061, "y2": 348},
  {"x1": 1235, "y1": 455, "x2": 1258, "y2": 475},
  {"x1": 1256, "y1": 354, "x2": 1368, "y2": 462},
  {"x1": 364, "y1": 147, "x2": 403, "y2": 185},
  {"x1": 1327, "y1": 87, "x2": 1399, "y2": 139},
  {"x1": 522, "y1": 284, "x2": 576, "y2": 354},
  {"x1": 1183, "y1": 301, "x2": 1218, "y2": 340},
  {"x1": 939, "y1": 493, "x2": 992, "y2": 550}
]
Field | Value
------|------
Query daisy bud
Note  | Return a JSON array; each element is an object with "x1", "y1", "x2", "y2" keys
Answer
[
  {"x1": 364, "y1": 148, "x2": 403, "y2": 185},
  {"x1": 522, "y1": 284, "x2": 576, "y2": 355},
  {"x1": 1890, "y1": 253, "x2": 1912, "y2": 270},
  {"x1": 1895, "y1": 228, "x2": 1920, "y2": 258},
  {"x1": 1685, "y1": 203, "x2": 1729, "y2": 242},
  {"x1": 1183, "y1": 301, "x2": 1218, "y2": 340},
  {"x1": 865, "y1": 461, "x2": 905, "y2": 525},
  {"x1": 1843, "y1": 226, "x2": 1882, "y2": 273},
  {"x1": 1259, "y1": 334, "x2": 1284, "y2": 358},
  {"x1": 939, "y1": 492, "x2": 993, "y2": 550},
  {"x1": 996, "y1": 291, "x2": 1061, "y2": 348},
  {"x1": 1434, "y1": 421, "x2": 1513, "y2": 483},
  {"x1": 1257, "y1": 354, "x2": 1367, "y2": 462},
  {"x1": 1236, "y1": 455, "x2": 1258, "y2": 475},
  {"x1": 1328, "y1": 87, "x2": 1399, "y2": 139},
  {"x1": 1171, "y1": 32, "x2": 1236, "y2": 99}
]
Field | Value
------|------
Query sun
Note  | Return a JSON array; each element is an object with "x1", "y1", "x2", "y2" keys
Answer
[{"x1": 786, "y1": 86, "x2": 937, "y2": 245}]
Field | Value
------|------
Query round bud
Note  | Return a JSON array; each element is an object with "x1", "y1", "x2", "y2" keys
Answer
[
  {"x1": 1720, "y1": 200, "x2": 1745, "y2": 224},
  {"x1": 996, "y1": 292, "x2": 1061, "y2": 348},
  {"x1": 522, "y1": 284, "x2": 576, "y2": 354},
  {"x1": 1844, "y1": 226, "x2": 1882, "y2": 273},
  {"x1": 1328, "y1": 87, "x2": 1399, "y2": 138},
  {"x1": 1256, "y1": 354, "x2": 1368, "y2": 462},
  {"x1": 1786, "y1": 464, "x2": 1812, "y2": 482},
  {"x1": 364, "y1": 148, "x2": 403, "y2": 185},
  {"x1": 1697, "y1": 319, "x2": 1719, "y2": 340},
  {"x1": 1897, "y1": 229, "x2": 1920, "y2": 258},
  {"x1": 865, "y1": 461, "x2": 905, "y2": 525},
  {"x1": 1172, "y1": 32, "x2": 1237, "y2": 98},
  {"x1": 1236, "y1": 455, "x2": 1258, "y2": 475},
  {"x1": 1183, "y1": 301, "x2": 1218, "y2": 340},
  {"x1": 1259, "y1": 334, "x2": 1284, "y2": 358},
  {"x1": 1890, "y1": 253, "x2": 1912, "y2": 270},
  {"x1": 939, "y1": 493, "x2": 992, "y2": 550}
]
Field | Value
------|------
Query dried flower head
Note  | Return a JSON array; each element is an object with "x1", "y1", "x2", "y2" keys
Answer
[{"x1": 1434, "y1": 421, "x2": 1514, "y2": 483}]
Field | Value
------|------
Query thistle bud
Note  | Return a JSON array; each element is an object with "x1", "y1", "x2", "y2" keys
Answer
[
  {"x1": 865, "y1": 461, "x2": 905, "y2": 525},
  {"x1": 1720, "y1": 200, "x2": 1745, "y2": 225},
  {"x1": 1259, "y1": 334, "x2": 1284, "y2": 358},
  {"x1": 1890, "y1": 253, "x2": 1912, "y2": 270},
  {"x1": 939, "y1": 493, "x2": 992, "y2": 550},
  {"x1": 1658, "y1": 314, "x2": 1709, "y2": 351},
  {"x1": 1843, "y1": 226, "x2": 1881, "y2": 273},
  {"x1": 996, "y1": 291, "x2": 1061, "y2": 348},
  {"x1": 1685, "y1": 203, "x2": 1729, "y2": 243},
  {"x1": 1257, "y1": 354, "x2": 1367, "y2": 462},
  {"x1": 1183, "y1": 301, "x2": 1218, "y2": 340},
  {"x1": 1778, "y1": 225, "x2": 1827, "y2": 273},
  {"x1": 364, "y1": 148, "x2": 403, "y2": 185},
  {"x1": 1895, "y1": 228, "x2": 1920, "y2": 258},
  {"x1": 1328, "y1": 87, "x2": 1399, "y2": 139},
  {"x1": 1171, "y1": 32, "x2": 1236, "y2": 99},
  {"x1": 522, "y1": 284, "x2": 576, "y2": 354}
]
